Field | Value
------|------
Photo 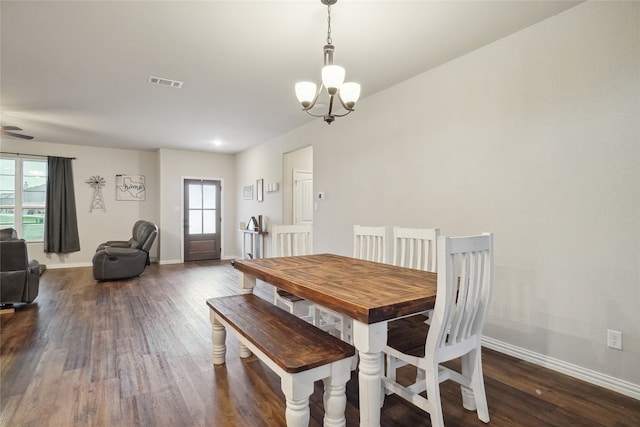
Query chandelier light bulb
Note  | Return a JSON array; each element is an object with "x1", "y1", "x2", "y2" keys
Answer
[
  {"x1": 295, "y1": 82, "x2": 318, "y2": 108},
  {"x1": 339, "y1": 82, "x2": 361, "y2": 109},
  {"x1": 322, "y1": 65, "x2": 345, "y2": 95}
]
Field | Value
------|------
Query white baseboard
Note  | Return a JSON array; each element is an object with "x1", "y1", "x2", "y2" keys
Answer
[
  {"x1": 482, "y1": 336, "x2": 640, "y2": 400},
  {"x1": 43, "y1": 257, "x2": 233, "y2": 269},
  {"x1": 45, "y1": 262, "x2": 92, "y2": 269},
  {"x1": 159, "y1": 259, "x2": 182, "y2": 265},
  {"x1": 159, "y1": 256, "x2": 237, "y2": 265}
]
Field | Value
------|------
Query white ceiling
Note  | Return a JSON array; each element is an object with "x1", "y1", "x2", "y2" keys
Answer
[{"x1": 1, "y1": 0, "x2": 582, "y2": 154}]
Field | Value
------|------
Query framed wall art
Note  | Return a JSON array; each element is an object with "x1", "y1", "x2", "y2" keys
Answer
[
  {"x1": 116, "y1": 174, "x2": 146, "y2": 201},
  {"x1": 243, "y1": 185, "x2": 254, "y2": 200},
  {"x1": 256, "y1": 179, "x2": 264, "y2": 202}
]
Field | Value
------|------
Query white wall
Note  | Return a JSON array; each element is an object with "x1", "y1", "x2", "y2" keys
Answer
[
  {"x1": 235, "y1": 137, "x2": 311, "y2": 258},
  {"x1": 158, "y1": 148, "x2": 236, "y2": 263},
  {"x1": 235, "y1": 2, "x2": 640, "y2": 388},
  {"x1": 0, "y1": 139, "x2": 159, "y2": 266}
]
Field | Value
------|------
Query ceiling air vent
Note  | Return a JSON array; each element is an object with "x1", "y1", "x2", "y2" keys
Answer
[{"x1": 148, "y1": 76, "x2": 183, "y2": 88}]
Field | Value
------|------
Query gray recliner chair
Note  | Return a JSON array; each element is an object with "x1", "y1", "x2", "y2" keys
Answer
[
  {"x1": 1, "y1": 228, "x2": 42, "y2": 307},
  {"x1": 92, "y1": 220, "x2": 158, "y2": 281}
]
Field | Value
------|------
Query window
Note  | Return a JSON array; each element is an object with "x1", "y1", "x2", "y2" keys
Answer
[{"x1": 0, "y1": 157, "x2": 47, "y2": 241}]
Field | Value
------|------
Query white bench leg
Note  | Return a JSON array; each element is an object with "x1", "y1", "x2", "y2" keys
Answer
[
  {"x1": 285, "y1": 397, "x2": 311, "y2": 427},
  {"x1": 281, "y1": 374, "x2": 314, "y2": 427},
  {"x1": 322, "y1": 358, "x2": 353, "y2": 427},
  {"x1": 238, "y1": 342, "x2": 252, "y2": 358},
  {"x1": 210, "y1": 311, "x2": 226, "y2": 365}
]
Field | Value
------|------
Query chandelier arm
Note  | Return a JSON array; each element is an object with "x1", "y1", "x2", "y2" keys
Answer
[
  {"x1": 300, "y1": 82, "x2": 325, "y2": 112},
  {"x1": 336, "y1": 94, "x2": 355, "y2": 112},
  {"x1": 302, "y1": 109, "x2": 328, "y2": 118},
  {"x1": 330, "y1": 110, "x2": 354, "y2": 118}
]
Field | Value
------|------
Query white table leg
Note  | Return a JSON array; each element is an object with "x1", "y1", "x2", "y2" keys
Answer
[
  {"x1": 352, "y1": 320, "x2": 387, "y2": 427},
  {"x1": 210, "y1": 311, "x2": 226, "y2": 365},
  {"x1": 239, "y1": 271, "x2": 256, "y2": 294}
]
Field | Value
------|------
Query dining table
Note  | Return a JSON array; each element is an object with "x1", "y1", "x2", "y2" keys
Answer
[{"x1": 231, "y1": 253, "x2": 438, "y2": 427}]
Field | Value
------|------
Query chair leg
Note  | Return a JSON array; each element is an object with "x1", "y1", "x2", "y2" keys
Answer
[
  {"x1": 407, "y1": 367, "x2": 427, "y2": 394},
  {"x1": 460, "y1": 347, "x2": 490, "y2": 423},
  {"x1": 425, "y1": 364, "x2": 444, "y2": 427}
]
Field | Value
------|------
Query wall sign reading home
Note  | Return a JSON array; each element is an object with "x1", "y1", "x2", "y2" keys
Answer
[{"x1": 116, "y1": 174, "x2": 146, "y2": 201}]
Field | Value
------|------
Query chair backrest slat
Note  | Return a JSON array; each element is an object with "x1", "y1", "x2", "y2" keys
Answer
[
  {"x1": 391, "y1": 227, "x2": 440, "y2": 272},
  {"x1": 353, "y1": 225, "x2": 388, "y2": 263},
  {"x1": 271, "y1": 224, "x2": 312, "y2": 257}
]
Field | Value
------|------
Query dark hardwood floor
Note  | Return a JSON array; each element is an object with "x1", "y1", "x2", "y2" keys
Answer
[{"x1": 1, "y1": 261, "x2": 638, "y2": 426}]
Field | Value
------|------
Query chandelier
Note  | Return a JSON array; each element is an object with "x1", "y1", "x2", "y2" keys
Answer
[{"x1": 295, "y1": 0, "x2": 361, "y2": 124}]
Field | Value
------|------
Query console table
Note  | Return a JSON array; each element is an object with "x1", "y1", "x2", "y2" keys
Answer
[{"x1": 239, "y1": 229, "x2": 267, "y2": 259}]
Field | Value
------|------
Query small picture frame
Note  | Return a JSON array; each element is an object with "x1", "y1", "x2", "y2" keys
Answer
[
  {"x1": 243, "y1": 185, "x2": 253, "y2": 200},
  {"x1": 257, "y1": 179, "x2": 264, "y2": 202}
]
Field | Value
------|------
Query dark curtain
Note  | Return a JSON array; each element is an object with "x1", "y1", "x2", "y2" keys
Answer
[{"x1": 44, "y1": 156, "x2": 80, "y2": 253}]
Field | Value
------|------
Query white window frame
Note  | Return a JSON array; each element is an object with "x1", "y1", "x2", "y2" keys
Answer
[{"x1": 0, "y1": 155, "x2": 48, "y2": 242}]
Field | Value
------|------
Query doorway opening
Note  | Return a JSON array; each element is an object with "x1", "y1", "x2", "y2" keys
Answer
[{"x1": 283, "y1": 146, "x2": 313, "y2": 225}]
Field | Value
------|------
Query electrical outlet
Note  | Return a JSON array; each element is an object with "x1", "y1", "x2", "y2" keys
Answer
[{"x1": 607, "y1": 329, "x2": 622, "y2": 350}]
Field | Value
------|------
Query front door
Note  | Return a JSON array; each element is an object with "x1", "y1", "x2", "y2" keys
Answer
[{"x1": 184, "y1": 179, "x2": 221, "y2": 261}]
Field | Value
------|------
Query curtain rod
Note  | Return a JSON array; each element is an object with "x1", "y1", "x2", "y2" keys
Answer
[{"x1": 0, "y1": 151, "x2": 76, "y2": 160}]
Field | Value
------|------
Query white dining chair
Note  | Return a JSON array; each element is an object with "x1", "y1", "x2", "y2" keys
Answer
[
  {"x1": 353, "y1": 225, "x2": 389, "y2": 263},
  {"x1": 271, "y1": 224, "x2": 314, "y2": 321},
  {"x1": 392, "y1": 226, "x2": 439, "y2": 272},
  {"x1": 383, "y1": 233, "x2": 494, "y2": 427},
  {"x1": 271, "y1": 225, "x2": 350, "y2": 342},
  {"x1": 391, "y1": 226, "x2": 440, "y2": 322}
]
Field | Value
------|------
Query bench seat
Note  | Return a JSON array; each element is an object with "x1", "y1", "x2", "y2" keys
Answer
[{"x1": 207, "y1": 294, "x2": 355, "y2": 427}]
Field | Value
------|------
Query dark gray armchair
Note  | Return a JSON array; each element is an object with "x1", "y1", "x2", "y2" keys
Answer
[
  {"x1": 0, "y1": 228, "x2": 42, "y2": 307},
  {"x1": 92, "y1": 220, "x2": 158, "y2": 281}
]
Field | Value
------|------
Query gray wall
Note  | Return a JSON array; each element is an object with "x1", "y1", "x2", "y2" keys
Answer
[{"x1": 235, "y1": 2, "x2": 640, "y2": 388}]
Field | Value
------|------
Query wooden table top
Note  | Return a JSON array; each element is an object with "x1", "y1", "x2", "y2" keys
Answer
[{"x1": 232, "y1": 253, "x2": 437, "y2": 324}]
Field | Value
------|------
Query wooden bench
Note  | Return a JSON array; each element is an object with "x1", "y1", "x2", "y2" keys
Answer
[{"x1": 206, "y1": 294, "x2": 356, "y2": 427}]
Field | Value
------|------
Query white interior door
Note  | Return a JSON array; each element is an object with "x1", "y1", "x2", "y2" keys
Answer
[{"x1": 293, "y1": 170, "x2": 313, "y2": 225}]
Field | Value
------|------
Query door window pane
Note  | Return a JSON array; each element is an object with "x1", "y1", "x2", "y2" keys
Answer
[
  {"x1": 189, "y1": 184, "x2": 202, "y2": 209},
  {"x1": 189, "y1": 210, "x2": 202, "y2": 234},
  {"x1": 203, "y1": 210, "x2": 216, "y2": 233},
  {"x1": 203, "y1": 184, "x2": 216, "y2": 209}
]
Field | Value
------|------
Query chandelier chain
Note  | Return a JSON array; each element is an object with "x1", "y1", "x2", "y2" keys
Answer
[{"x1": 326, "y1": 5, "x2": 332, "y2": 45}]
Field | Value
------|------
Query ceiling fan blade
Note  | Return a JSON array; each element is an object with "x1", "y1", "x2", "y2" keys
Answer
[
  {"x1": 0, "y1": 130, "x2": 34, "y2": 140},
  {"x1": 1, "y1": 126, "x2": 22, "y2": 131}
]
